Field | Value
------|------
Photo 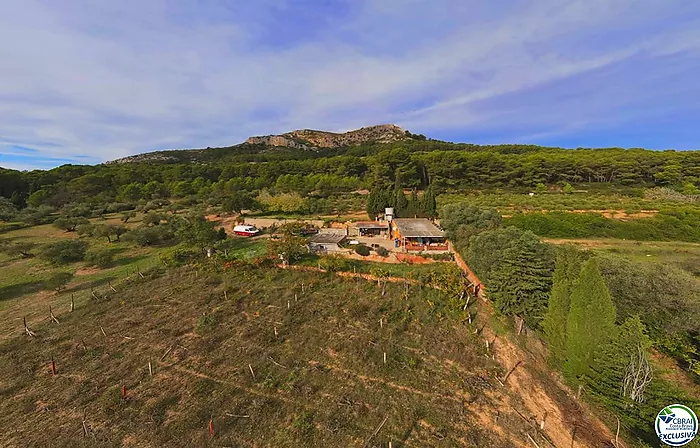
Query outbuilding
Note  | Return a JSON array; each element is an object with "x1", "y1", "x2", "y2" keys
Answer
[
  {"x1": 390, "y1": 218, "x2": 448, "y2": 251},
  {"x1": 308, "y1": 233, "x2": 347, "y2": 252},
  {"x1": 350, "y1": 221, "x2": 389, "y2": 237}
]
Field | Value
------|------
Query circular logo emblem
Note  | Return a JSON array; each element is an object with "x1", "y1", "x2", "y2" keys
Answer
[{"x1": 656, "y1": 404, "x2": 698, "y2": 446}]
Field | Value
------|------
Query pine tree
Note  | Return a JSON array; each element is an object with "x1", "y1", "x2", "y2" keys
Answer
[
  {"x1": 564, "y1": 259, "x2": 617, "y2": 381},
  {"x1": 489, "y1": 231, "x2": 555, "y2": 328},
  {"x1": 542, "y1": 246, "x2": 587, "y2": 367}
]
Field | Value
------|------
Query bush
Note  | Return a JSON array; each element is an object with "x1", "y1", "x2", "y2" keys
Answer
[
  {"x1": 375, "y1": 246, "x2": 389, "y2": 257},
  {"x1": 53, "y1": 216, "x2": 90, "y2": 232},
  {"x1": 85, "y1": 248, "x2": 115, "y2": 268},
  {"x1": 45, "y1": 272, "x2": 73, "y2": 292},
  {"x1": 123, "y1": 226, "x2": 174, "y2": 246},
  {"x1": 40, "y1": 240, "x2": 89, "y2": 264},
  {"x1": 76, "y1": 223, "x2": 95, "y2": 237},
  {"x1": 354, "y1": 245, "x2": 371, "y2": 256},
  {"x1": 160, "y1": 247, "x2": 202, "y2": 267}
]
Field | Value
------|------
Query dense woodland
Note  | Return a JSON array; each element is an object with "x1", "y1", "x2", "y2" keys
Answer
[
  {"x1": 442, "y1": 203, "x2": 700, "y2": 445},
  {"x1": 1, "y1": 140, "x2": 699, "y2": 213}
]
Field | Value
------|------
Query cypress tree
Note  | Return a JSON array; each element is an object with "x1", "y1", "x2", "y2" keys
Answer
[
  {"x1": 366, "y1": 188, "x2": 378, "y2": 217},
  {"x1": 564, "y1": 258, "x2": 617, "y2": 381},
  {"x1": 542, "y1": 246, "x2": 587, "y2": 367},
  {"x1": 393, "y1": 188, "x2": 408, "y2": 217},
  {"x1": 422, "y1": 185, "x2": 437, "y2": 217}
]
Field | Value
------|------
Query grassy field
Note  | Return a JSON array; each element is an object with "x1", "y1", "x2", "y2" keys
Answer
[
  {"x1": 0, "y1": 265, "x2": 529, "y2": 447},
  {"x1": 438, "y1": 190, "x2": 700, "y2": 214},
  {"x1": 0, "y1": 214, "x2": 169, "y2": 334},
  {"x1": 543, "y1": 238, "x2": 700, "y2": 277}
]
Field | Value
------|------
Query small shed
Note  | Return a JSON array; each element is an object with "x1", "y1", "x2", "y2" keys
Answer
[
  {"x1": 350, "y1": 221, "x2": 389, "y2": 237},
  {"x1": 391, "y1": 218, "x2": 448, "y2": 251},
  {"x1": 308, "y1": 233, "x2": 346, "y2": 252}
]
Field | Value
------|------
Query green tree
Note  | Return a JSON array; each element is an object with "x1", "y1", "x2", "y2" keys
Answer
[
  {"x1": 535, "y1": 183, "x2": 547, "y2": 194},
  {"x1": 542, "y1": 246, "x2": 587, "y2": 366},
  {"x1": 85, "y1": 248, "x2": 115, "y2": 268},
  {"x1": 0, "y1": 197, "x2": 18, "y2": 222},
  {"x1": 562, "y1": 183, "x2": 575, "y2": 194},
  {"x1": 222, "y1": 192, "x2": 256, "y2": 214},
  {"x1": 40, "y1": 240, "x2": 89, "y2": 264},
  {"x1": 142, "y1": 212, "x2": 164, "y2": 226},
  {"x1": 489, "y1": 231, "x2": 555, "y2": 327},
  {"x1": 53, "y1": 216, "x2": 90, "y2": 232},
  {"x1": 564, "y1": 259, "x2": 617, "y2": 381},
  {"x1": 0, "y1": 240, "x2": 37, "y2": 258},
  {"x1": 393, "y1": 188, "x2": 408, "y2": 217},
  {"x1": 266, "y1": 234, "x2": 307, "y2": 264},
  {"x1": 174, "y1": 215, "x2": 219, "y2": 252},
  {"x1": 121, "y1": 211, "x2": 136, "y2": 223},
  {"x1": 45, "y1": 272, "x2": 73, "y2": 292},
  {"x1": 421, "y1": 185, "x2": 437, "y2": 217}
]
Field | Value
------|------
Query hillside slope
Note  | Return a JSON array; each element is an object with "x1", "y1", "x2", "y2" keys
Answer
[{"x1": 0, "y1": 265, "x2": 612, "y2": 447}]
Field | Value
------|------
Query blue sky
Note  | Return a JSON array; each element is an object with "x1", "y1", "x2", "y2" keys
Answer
[{"x1": 1, "y1": 0, "x2": 700, "y2": 170}]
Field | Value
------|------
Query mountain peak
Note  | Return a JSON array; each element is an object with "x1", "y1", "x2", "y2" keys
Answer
[{"x1": 245, "y1": 124, "x2": 411, "y2": 148}]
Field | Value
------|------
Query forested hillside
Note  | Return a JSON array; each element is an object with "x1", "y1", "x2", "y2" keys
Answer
[{"x1": 1, "y1": 138, "x2": 699, "y2": 213}]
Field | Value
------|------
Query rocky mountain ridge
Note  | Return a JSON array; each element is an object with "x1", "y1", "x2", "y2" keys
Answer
[
  {"x1": 245, "y1": 124, "x2": 410, "y2": 148},
  {"x1": 106, "y1": 124, "x2": 413, "y2": 164}
]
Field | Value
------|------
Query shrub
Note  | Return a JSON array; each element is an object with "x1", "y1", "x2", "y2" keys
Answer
[
  {"x1": 53, "y1": 216, "x2": 90, "y2": 232},
  {"x1": 123, "y1": 226, "x2": 174, "y2": 246},
  {"x1": 375, "y1": 246, "x2": 389, "y2": 257},
  {"x1": 45, "y1": 272, "x2": 73, "y2": 292},
  {"x1": 354, "y1": 244, "x2": 371, "y2": 256},
  {"x1": 76, "y1": 223, "x2": 95, "y2": 237},
  {"x1": 160, "y1": 247, "x2": 202, "y2": 266},
  {"x1": 85, "y1": 248, "x2": 115, "y2": 268},
  {"x1": 40, "y1": 240, "x2": 89, "y2": 264}
]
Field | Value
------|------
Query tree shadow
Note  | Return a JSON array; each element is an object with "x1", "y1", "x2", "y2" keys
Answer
[
  {"x1": 111, "y1": 254, "x2": 150, "y2": 268},
  {"x1": 0, "y1": 280, "x2": 49, "y2": 301},
  {"x1": 67, "y1": 275, "x2": 119, "y2": 294}
]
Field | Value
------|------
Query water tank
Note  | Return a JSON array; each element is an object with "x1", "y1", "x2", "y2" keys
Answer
[{"x1": 385, "y1": 207, "x2": 394, "y2": 221}]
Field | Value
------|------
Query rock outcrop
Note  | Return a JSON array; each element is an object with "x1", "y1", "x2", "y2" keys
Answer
[{"x1": 246, "y1": 124, "x2": 410, "y2": 148}]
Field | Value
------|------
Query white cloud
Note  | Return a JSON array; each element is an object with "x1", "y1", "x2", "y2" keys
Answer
[{"x1": 1, "y1": 0, "x2": 699, "y2": 168}]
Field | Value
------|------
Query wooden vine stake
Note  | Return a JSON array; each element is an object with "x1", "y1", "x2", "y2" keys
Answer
[
  {"x1": 499, "y1": 360, "x2": 522, "y2": 386},
  {"x1": 121, "y1": 385, "x2": 127, "y2": 400},
  {"x1": 50, "y1": 356, "x2": 56, "y2": 376},
  {"x1": 100, "y1": 326, "x2": 107, "y2": 337},
  {"x1": 208, "y1": 416, "x2": 214, "y2": 439},
  {"x1": 248, "y1": 364, "x2": 255, "y2": 380},
  {"x1": 383, "y1": 352, "x2": 387, "y2": 365},
  {"x1": 70, "y1": 294, "x2": 75, "y2": 312},
  {"x1": 540, "y1": 411, "x2": 548, "y2": 430},
  {"x1": 24, "y1": 317, "x2": 36, "y2": 337},
  {"x1": 82, "y1": 414, "x2": 89, "y2": 437},
  {"x1": 49, "y1": 306, "x2": 60, "y2": 324},
  {"x1": 160, "y1": 345, "x2": 173, "y2": 361},
  {"x1": 148, "y1": 361, "x2": 153, "y2": 377},
  {"x1": 274, "y1": 326, "x2": 278, "y2": 338}
]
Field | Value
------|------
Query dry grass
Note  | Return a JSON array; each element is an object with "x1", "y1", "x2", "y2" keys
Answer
[{"x1": 0, "y1": 264, "x2": 532, "y2": 447}]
